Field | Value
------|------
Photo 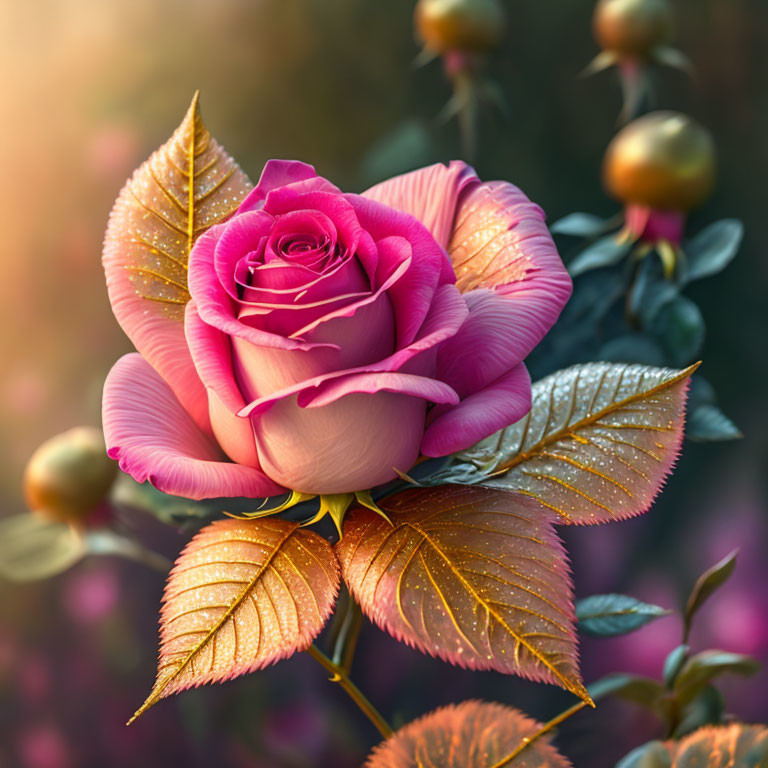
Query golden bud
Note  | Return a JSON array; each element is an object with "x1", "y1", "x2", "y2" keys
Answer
[
  {"x1": 415, "y1": 0, "x2": 505, "y2": 54},
  {"x1": 603, "y1": 111, "x2": 716, "y2": 211},
  {"x1": 593, "y1": 0, "x2": 673, "y2": 58},
  {"x1": 24, "y1": 426, "x2": 118, "y2": 525}
]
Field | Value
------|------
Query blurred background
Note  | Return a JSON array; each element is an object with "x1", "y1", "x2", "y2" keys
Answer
[{"x1": 0, "y1": 1, "x2": 766, "y2": 766}]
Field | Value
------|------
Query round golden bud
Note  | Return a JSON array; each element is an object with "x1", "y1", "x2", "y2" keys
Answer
[
  {"x1": 415, "y1": 0, "x2": 505, "y2": 54},
  {"x1": 603, "y1": 111, "x2": 716, "y2": 211},
  {"x1": 593, "y1": 0, "x2": 673, "y2": 58},
  {"x1": 24, "y1": 426, "x2": 118, "y2": 525}
]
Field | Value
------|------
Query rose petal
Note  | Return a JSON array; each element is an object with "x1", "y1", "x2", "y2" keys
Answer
[
  {"x1": 237, "y1": 284, "x2": 467, "y2": 418},
  {"x1": 103, "y1": 353, "x2": 284, "y2": 500},
  {"x1": 185, "y1": 303, "x2": 262, "y2": 468},
  {"x1": 297, "y1": 372, "x2": 459, "y2": 409},
  {"x1": 421, "y1": 363, "x2": 532, "y2": 457},
  {"x1": 237, "y1": 160, "x2": 336, "y2": 213},
  {"x1": 189, "y1": 225, "x2": 334, "y2": 351},
  {"x1": 347, "y1": 196, "x2": 454, "y2": 346},
  {"x1": 362, "y1": 161, "x2": 475, "y2": 248}
]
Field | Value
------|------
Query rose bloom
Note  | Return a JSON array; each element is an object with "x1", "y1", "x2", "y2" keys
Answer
[{"x1": 103, "y1": 161, "x2": 571, "y2": 497}]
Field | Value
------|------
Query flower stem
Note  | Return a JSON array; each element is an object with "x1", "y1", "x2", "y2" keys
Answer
[
  {"x1": 332, "y1": 595, "x2": 363, "y2": 673},
  {"x1": 307, "y1": 644, "x2": 393, "y2": 739},
  {"x1": 489, "y1": 700, "x2": 590, "y2": 768}
]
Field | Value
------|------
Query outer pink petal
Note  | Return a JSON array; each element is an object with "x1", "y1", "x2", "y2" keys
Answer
[
  {"x1": 421, "y1": 363, "x2": 532, "y2": 457},
  {"x1": 103, "y1": 353, "x2": 284, "y2": 500},
  {"x1": 361, "y1": 161, "x2": 475, "y2": 248},
  {"x1": 185, "y1": 303, "x2": 262, "y2": 469},
  {"x1": 103, "y1": 206, "x2": 211, "y2": 435}
]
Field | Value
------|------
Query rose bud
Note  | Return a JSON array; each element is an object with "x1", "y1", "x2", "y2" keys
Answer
[
  {"x1": 593, "y1": 0, "x2": 673, "y2": 59},
  {"x1": 24, "y1": 427, "x2": 117, "y2": 526},
  {"x1": 415, "y1": 0, "x2": 505, "y2": 56},
  {"x1": 603, "y1": 112, "x2": 715, "y2": 268},
  {"x1": 585, "y1": 0, "x2": 690, "y2": 122}
]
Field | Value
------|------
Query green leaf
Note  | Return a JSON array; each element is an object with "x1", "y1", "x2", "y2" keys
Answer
[
  {"x1": 568, "y1": 236, "x2": 631, "y2": 277},
  {"x1": 616, "y1": 742, "x2": 672, "y2": 768},
  {"x1": 576, "y1": 594, "x2": 670, "y2": 636},
  {"x1": 598, "y1": 334, "x2": 666, "y2": 366},
  {"x1": 674, "y1": 651, "x2": 760, "y2": 706},
  {"x1": 649, "y1": 296, "x2": 705, "y2": 367},
  {"x1": 683, "y1": 219, "x2": 743, "y2": 284},
  {"x1": 84, "y1": 530, "x2": 170, "y2": 571},
  {"x1": 687, "y1": 404, "x2": 743, "y2": 442},
  {"x1": 663, "y1": 644, "x2": 689, "y2": 688},
  {"x1": 672, "y1": 685, "x2": 725, "y2": 738},
  {"x1": 551, "y1": 212, "x2": 612, "y2": 238},
  {"x1": 0, "y1": 513, "x2": 86, "y2": 581},
  {"x1": 588, "y1": 674, "x2": 666, "y2": 711},
  {"x1": 361, "y1": 119, "x2": 433, "y2": 188},
  {"x1": 684, "y1": 550, "x2": 738, "y2": 640}
]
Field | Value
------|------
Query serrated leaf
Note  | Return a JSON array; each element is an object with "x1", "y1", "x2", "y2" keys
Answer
[
  {"x1": 364, "y1": 700, "x2": 572, "y2": 768},
  {"x1": 687, "y1": 404, "x2": 742, "y2": 443},
  {"x1": 673, "y1": 651, "x2": 760, "y2": 706},
  {"x1": 663, "y1": 644, "x2": 689, "y2": 688},
  {"x1": 683, "y1": 220, "x2": 743, "y2": 284},
  {"x1": 444, "y1": 362, "x2": 695, "y2": 525},
  {"x1": 663, "y1": 724, "x2": 768, "y2": 767},
  {"x1": 130, "y1": 517, "x2": 340, "y2": 723},
  {"x1": 551, "y1": 212, "x2": 612, "y2": 238},
  {"x1": 649, "y1": 296, "x2": 705, "y2": 368},
  {"x1": 588, "y1": 674, "x2": 666, "y2": 711},
  {"x1": 0, "y1": 513, "x2": 86, "y2": 582},
  {"x1": 103, "y1": 93, "x2": 252, "y2": 424},
  {"x1": 684, "y1": 550, "x2": 738, "y2": 640},
  {"x1": 576, "y1": 594, "x2": 669, "y2": 636},
  {"x1": 337, "y1": 485, "x2": 590, "y2": 702},
  {"x1": 568, "y1": 236, "x2": 631, "y2": 277}
]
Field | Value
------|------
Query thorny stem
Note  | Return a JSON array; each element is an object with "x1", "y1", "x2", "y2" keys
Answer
[
  {"x1": 489, "y1": 700, "x2": 590, "y2": 768},
  {"x1": 307, "y1": 644, "x2": 393, "y2": 739}
]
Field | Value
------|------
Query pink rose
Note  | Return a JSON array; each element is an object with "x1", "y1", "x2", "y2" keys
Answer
[{"x1": 103, "y1": 161, "x2": 571, "y2": 497}]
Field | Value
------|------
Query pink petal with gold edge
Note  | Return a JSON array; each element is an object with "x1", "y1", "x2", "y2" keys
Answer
[
  {"x1": 362, "y1": 161, "x2": 475, "y2": 247},
  {"x1": 421, "y1": 363, "x2": 532, "y2": 457},
  {"x1": 103, "y1": 354, "x2": 283, "y2": 500}
]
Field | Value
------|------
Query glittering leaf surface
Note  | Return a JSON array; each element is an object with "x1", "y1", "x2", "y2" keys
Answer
[
  {"x1": 103, "y1": 93, "x2": 252, "y2": 426},
  {"x1": 435, "y1": 363, "x2": 695, "y2": 525},
  {"x1": 364, "y1": 700, "x2": 572, "y2": 768},
  {"x1": 337, "y1": 485, "x2": 589, "y2": 702},
  {"x1": 130, "y1": 517, "x2": 339, "y2": 723},
  {"x1": 663, "y1": 724, "x2": 768, "y2": 766}
]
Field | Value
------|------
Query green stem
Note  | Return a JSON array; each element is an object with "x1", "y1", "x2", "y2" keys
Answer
[
  {"x1": 489, "y1": 700, "x2": 590, "y2": 768},
  {"x1": 332, "y1": 597, "x2": 363, "y2": 673},
  {"x1": 307, "y1": 644, "x2": 393, "y2": 739}
]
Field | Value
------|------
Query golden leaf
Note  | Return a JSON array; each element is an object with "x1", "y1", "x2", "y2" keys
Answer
[
  {"x1": 663, "y1": 723, "x2": 768, "y2": 766},
  {"x1": 105, "y1": 92, "x2": 251, "y2": 314},
  {"x1": 364, "y1": 700, "x2": 572, "y2": 768},
  {"x1": 103, "y1": 93, "x2": 252, "y2": 425},
  {"x1": 443, "y1": 362, "x2": 697, "y2": 525},
  {"x1": 130, "y1": 517, "x2": 340, "y2": 723},
  {"x1": 337, "y1": 485, "x2": 590, "y2": 703}
]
